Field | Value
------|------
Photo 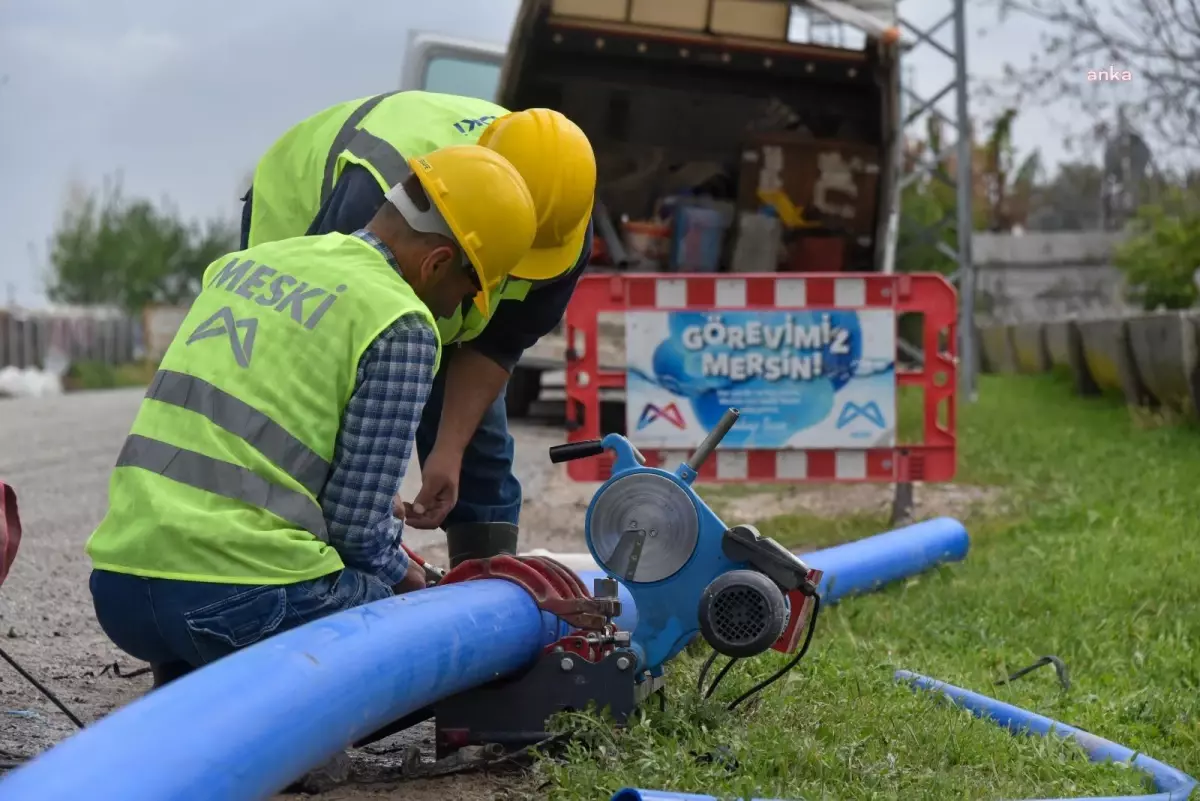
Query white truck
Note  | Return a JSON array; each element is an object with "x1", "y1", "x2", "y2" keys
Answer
[{"x1": 400, "y1": 0, "x2": 902, "y2": 419}]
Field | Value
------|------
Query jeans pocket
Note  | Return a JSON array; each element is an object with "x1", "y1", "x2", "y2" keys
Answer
[
  {"x1": 184, "y1": 585, "x2": 287, "y2": 664},
  {"x1": 285, "y1": 570, "x2": 393, "y2": 625}
]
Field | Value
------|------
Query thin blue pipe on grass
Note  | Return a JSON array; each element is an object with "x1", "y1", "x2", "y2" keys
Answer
[
  {"x1": 610, "y1": 791, "x2": 787, "y2": 801},
  {"x1": 895, "y1": 671, "x2": 1197, "y2": 801},
  {"x1": 611, "y1": 673, "x2": 1197, "y2": 801},
  {"x1": 0, "y1": 580, "x2": 570, "y2": 801}
]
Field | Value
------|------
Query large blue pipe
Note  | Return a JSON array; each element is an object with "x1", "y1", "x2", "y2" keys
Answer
[
  {"x1": 1, "y1": 518, "x2": 968, "y2": 800},
  {"x1": 0, "y1": 580, "x2": 569, "y2": 801}
]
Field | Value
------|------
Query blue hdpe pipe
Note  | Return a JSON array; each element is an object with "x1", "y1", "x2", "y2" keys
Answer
[
  {"x1": 611, "y1": 791, "x2": 788, "y2": 801},
  {"x1": 617, "y1": 672, "x2": 1199, "y2": 801},
  {"x1": 803, "y1": 516, "x2": 968, "y2": 604},
  {"x1": 0, "y1": 580, "x2": 569, "y2": 801}
]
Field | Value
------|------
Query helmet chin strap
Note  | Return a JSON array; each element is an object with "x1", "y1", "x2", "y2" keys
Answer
[
  {"x1": 385, "y1": 181, "x2": 474, "y2": 302},
  {"x1": 385, "y1": 181, "x2": 459, "y2": 245}
]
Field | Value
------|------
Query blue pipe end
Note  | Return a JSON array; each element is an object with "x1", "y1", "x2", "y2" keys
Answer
[{"x1": 802, "y1": 516, "x2": 969, "y2": 604}]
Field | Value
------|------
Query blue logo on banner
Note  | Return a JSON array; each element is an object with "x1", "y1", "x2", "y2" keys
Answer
[
  {"x1": 836, "y1": 401, "x2": 885, "y2": 430},
  {"x1": 636, "y1": 402, "x2": 686, "y2": 431}
]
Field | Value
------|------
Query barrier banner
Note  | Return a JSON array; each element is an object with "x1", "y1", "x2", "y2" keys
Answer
[{"x1": 625, "y1": 309, "x2": 896, "y2": 449}]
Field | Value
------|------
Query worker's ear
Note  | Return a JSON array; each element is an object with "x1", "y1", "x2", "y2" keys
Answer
[{"x1": 419, "y1": 244, "x2": 457, "y2": 284}]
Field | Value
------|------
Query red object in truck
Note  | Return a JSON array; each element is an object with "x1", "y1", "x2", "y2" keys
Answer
[
  {"x1": 591, "y1": 234, "x2": 610, "y2": 266},
  {"x1": 783, "y1": 234, "x2": 846, "y2": 272},
  {"x1": 0, "y1": 482, "x2": 21, "y2": 590}
]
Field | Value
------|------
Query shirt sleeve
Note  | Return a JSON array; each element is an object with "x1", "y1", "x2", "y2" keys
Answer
[
  {"x1": 468, "y1": 215, "x2": 594, "y2": 372},
  {"x1": 318, "y1": 312, "x2": 437, "y2": 585},
  {"x1": 306, "y1": 164, "x2": 388, "y2": 237}
]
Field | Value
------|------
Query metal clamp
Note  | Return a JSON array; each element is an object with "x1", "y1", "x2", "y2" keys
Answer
[{"x1": 439, "y1": 554, "x2": 620, "y2": 630}]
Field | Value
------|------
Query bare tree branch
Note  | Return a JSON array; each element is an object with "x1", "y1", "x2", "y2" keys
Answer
[{"x1": 974, "y1": 0, "x2": 1200, "y2": 158}]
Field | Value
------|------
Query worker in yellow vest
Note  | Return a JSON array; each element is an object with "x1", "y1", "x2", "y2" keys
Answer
[
  {"x1": 241, "y1": 91, "x2": 597, "y2": 568},
  {"x1": 86, "y1": 144, "x2": 538, "y2": 690}
]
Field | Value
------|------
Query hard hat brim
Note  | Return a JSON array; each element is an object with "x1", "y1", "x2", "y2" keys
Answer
[
  {"x1": 509, "y1": 202, "x2": 594, "y2": 282},
  {"x1": 410, "y1": 159, "x2": 493, "y2": 317}
]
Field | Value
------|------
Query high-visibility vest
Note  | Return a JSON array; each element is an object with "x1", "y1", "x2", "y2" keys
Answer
[
  {"x1": 85, "y1": 234, "x2": 442, "y2": 585},
  {"x1": 247, "y1": 90, "x2": 533, "y2": 347}
]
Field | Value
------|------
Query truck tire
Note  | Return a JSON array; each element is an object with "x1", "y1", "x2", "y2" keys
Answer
[{"x1": 505, "y1": 365, "x2": 542, "y2": 419}]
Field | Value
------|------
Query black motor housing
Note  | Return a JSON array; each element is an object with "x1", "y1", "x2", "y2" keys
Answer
[{"x1": 697, "y1": 570, "x2": 788, "y2": 658}]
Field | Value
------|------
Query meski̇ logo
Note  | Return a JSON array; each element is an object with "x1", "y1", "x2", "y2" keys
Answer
[
  {"x1": 636, "y1": 403, "x2": 686, "y2": 431},
  {"x1": 836, "y1": 401, "x2": 885, "y2": 430}
]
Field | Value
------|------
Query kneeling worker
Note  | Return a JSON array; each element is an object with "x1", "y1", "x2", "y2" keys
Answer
[
  {"x1": 85, "y1": 144, "x2": 537, "y2": 688},
  {"x1": 243, "y1": 91, "x2": 597, "y2": 567}
]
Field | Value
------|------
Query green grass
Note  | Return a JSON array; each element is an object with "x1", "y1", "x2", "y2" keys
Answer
[
  {"x1": 537, "y1": 374, "x2": 1200, "y2": 800},
  {"x1": 63, "y1": 359, "x2": 157, "y2": 390}
]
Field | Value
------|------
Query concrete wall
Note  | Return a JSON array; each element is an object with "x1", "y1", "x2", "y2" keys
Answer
[
  {"x1": 972, "y1": 231, "x2": 1131, "y2": 323},
  {"x1": 968, "y1": 232, "x2": 1200, "y2": 415},
  {"x1": 977, "y1": 313, "x2": 1200, "y2": 417}
]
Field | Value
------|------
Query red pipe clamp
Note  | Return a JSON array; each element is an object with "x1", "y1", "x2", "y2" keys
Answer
[{"x1": 439, "y1": 554, "x2": 620, "y2": 631}]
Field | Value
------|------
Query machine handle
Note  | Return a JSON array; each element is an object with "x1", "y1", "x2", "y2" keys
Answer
[
  {"x1": 686, "y1": 408, "x2": 740, "y2": 472},
  {"x1": 549, "y1": 440, "x2": 605, "y2": 464}
]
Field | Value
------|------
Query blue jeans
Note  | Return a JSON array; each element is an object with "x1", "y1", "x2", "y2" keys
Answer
[
  {"x1": 415, "y1": 347, "x2": 522, "y2": 528},
  {"x1": 89, "y1": 567, "x2": 393, "y2": 674}
]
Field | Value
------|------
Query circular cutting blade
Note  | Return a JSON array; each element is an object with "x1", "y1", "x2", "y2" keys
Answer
[{"x1": 588, "y1": 473, "x2": 699, "y2": 584}]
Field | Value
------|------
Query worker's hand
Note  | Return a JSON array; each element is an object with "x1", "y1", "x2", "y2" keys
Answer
[
  {"x1": 404, "y1": 449, "x2": 461, "y2": 529},
  {"x1": 392, "y1": 493, "x2": 406, "y2": 522},
  {"x1": 392, "y1": 558, "x2": 428, "y2": 595}
]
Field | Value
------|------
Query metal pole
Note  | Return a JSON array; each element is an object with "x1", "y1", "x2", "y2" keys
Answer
[{"x1": 951, "y1": 0, "x2": 976, "y2": 400}]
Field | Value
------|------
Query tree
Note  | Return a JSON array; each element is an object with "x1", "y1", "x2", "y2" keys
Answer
[
  {"x1": 982, "y1": 0, "x2": 1200, "y2": 156},
  {"x1": 1113, "y1": 185, "x2": 1200, "y2": 310},
  {"x1": 1025, "y1": 162, "x2": 1105, "y2": 231},
  {"x1": 46, "y1": 176, "x2": 237, "y2": 313},
  {"x1": 895, "y1": 109, "x2": 1040, "y2": 272}
]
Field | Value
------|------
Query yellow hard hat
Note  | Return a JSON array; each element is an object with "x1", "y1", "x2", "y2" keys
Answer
[
  {"x1": 477, "y1": 109, "x2": 597, "y2": 282},
  {"x1": 406, "y1": 145, "x2": 537, "y2": 316}
]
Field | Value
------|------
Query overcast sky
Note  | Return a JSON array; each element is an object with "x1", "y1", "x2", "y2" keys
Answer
[{"x1": 0, "y1": 0, "x2": 1096, "y2": 308}]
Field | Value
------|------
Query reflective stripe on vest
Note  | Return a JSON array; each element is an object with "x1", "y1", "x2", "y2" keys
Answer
[
  {"x1": 116, "y1": 434, "x2": 329, "y2": 542},
  {"x1": 320, "y1": 92, "x2": 399, "y2": 201},
  {"x1": 339, "y1": 128, "x2": 410, "y2": 198},
  {"x1": 248, "y1": 90, "x2": 509, "y2": 248},
  {"x1": 144, "y1": 369, "x2": 329, "y2": 497}
]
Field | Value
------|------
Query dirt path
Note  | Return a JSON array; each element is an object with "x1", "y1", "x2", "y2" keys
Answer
[{"x1": 0, "y1": 389, "x2": 991, "y2": 800}]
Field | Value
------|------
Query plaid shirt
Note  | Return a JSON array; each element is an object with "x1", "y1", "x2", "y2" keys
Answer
[{"x1": 316, "y1": 230, "x2": 438, "y2": 586}]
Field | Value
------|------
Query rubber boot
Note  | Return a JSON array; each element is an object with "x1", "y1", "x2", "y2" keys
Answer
[
  {"x1": 445, "y1": 522, "x2": 519, "y2": 568},
  {"x1": 151, "y1": 661, "x2": 193, "y2": 690}
]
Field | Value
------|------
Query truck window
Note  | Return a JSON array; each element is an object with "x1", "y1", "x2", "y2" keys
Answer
[{"x1": 423, "y1": 56, "x2": 502, "y2": 101}]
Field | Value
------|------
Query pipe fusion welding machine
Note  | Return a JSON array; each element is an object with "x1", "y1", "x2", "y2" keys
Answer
[{"x1": 429, "y1": 409, "x2": 823, "y2": 757}]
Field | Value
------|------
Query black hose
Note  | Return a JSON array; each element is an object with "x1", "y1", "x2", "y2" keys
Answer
[{"x1": 0, "y1": 644, "x2": 85, "y2": 729}]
